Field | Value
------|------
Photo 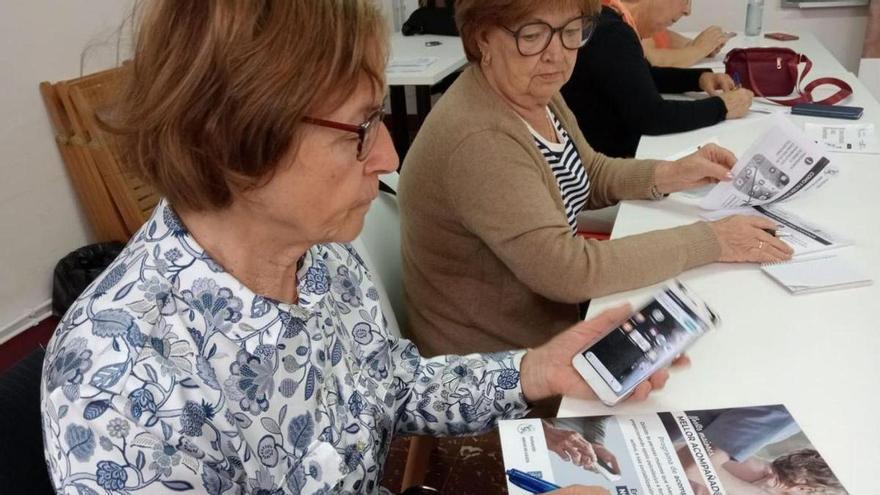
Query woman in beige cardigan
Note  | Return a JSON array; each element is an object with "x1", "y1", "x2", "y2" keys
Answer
[{"x1": 399, "y1": 0, "x2": 792, "y2": 356}]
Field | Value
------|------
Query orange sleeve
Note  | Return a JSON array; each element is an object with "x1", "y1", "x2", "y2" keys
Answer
[{"x1": 653, "y1": 29, "x2": 671, "y2": 49}]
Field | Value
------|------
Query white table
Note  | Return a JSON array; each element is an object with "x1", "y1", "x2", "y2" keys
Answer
[
  {"x1": 558, "y1": 49, "x2": 880, "y2": 493},
  {"x1": 387, "y1": 33, "x2": 467, "y2": 157}
]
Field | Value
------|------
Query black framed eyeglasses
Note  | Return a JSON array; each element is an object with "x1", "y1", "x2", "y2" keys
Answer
[
  {"x1": 303, "y1": 107, "x2": 386, "y2": 161},
  {"x1": 503, "y1": 15, "x2": 597, "y2": 57}
]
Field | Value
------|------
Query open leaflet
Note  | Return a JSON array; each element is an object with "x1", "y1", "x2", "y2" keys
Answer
[
  {"x1": 499, "y1": 404, "x2": 849, "y2": 495},
  {"x1": 700, "y1": 115, "x2": 838, "y2": 210}
]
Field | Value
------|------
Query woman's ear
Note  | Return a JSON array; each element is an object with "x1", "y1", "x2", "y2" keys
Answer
[{"x1": 475, "y1": 27, "x2": 494, "y2": 65}]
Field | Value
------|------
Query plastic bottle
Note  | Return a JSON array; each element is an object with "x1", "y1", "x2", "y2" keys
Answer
[{"x1": 745, "y1": 0, "x2": 764, "y2": 37}]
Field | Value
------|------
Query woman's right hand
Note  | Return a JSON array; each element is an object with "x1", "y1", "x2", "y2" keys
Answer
[
  {"x1": 720, "y1": 88, "x2": 754, "y2": 119},
  {"x1": 691, "y1": 26, "x2": 726, "y2": 56},
  {"x1": 547, "y1": 487, "x2": 610, "y2": 495},
  {"x1": 709, "y1": 215, "x2": 794, "y2": 263}
]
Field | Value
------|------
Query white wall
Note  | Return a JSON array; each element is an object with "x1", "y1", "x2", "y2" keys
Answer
[
  {"x1": 675, "y1": 1, "x2": 869, "y2": 72},
  {"x1": 0, "y1": 0, "x2": 134, "y2": 342}
]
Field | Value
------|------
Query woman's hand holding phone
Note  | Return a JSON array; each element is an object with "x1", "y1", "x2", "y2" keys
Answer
[
  {"x1": 519, "y1": 305, "x2": 689, "y2": 404},
  {"x1": 569, "y1": 283, "x2": 718, "y2": 405}
]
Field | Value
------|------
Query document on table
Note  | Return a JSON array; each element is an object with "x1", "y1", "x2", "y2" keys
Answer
[
  {"x1": 804, "y1": 122, "x2": 880, "y2": 154},
  {"x1": 386, "y1": 56, "x2": 438, "y2": 73},
  {"x1": 701, "y1": 205, "x2": 851, "y2": 257},
  {"x1": 700, "y1": 114, "x2": 838, "y2": 210},
  {"x1": 762, "y1": 255, "x2": 872, "y2": 295}
]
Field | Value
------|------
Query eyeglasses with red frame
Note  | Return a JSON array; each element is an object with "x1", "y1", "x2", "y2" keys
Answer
[{"x1": 302, "y1": 106, "x2": 386, "y2": 161}]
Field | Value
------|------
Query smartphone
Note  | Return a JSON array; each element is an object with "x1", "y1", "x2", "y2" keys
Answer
[
  {"x1": 791, "y1": 103, "x2": 864, "y2": 120},
  {"x1": 571, "y1": 281, "x2": 720, "y2": 406},
  {"x1": 764, "y1": 32, "x2": 799, "y2": 41}
]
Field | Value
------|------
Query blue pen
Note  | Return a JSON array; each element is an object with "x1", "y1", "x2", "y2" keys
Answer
[
  {"x1": 732, "y1": 72, "x2": 742, "y2": 89},
  {"x1": 506, "y1": 469, "x2": 561, "y2": 494}
]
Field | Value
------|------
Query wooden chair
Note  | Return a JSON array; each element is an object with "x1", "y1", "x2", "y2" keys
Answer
[{"x1": 40, "y1": 66, "x2": 158, "y2": 242}]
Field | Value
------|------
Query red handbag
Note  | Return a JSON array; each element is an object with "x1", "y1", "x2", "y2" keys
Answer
[{"x1": 724, "y1": 47, "x2": 852, "y2": 106}]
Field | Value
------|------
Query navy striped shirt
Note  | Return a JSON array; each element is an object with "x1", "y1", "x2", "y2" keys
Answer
[{"x1": 526, "y1": 109, "x2": 591, "y2": 234}]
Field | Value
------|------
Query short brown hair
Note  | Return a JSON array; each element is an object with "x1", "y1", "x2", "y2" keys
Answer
[
  {"x1": 112, "y1": 1, "x2": 388, "y2": 212},
  {"x1": 772, "y1": 449, "x2": 845, "y2": 493},
  {"x1": 455, "y1": 0, "x2": 599, "y2": 63}
]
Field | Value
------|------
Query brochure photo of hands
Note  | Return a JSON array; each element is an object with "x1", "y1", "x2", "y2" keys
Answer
[{"x1": 500, "y1": 405, "x2": 848, "y2": 495}]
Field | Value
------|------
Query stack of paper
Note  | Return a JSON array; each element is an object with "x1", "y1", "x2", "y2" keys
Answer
[{"x1": 762, "y1": 255, "x2": 872, "y2": 294}]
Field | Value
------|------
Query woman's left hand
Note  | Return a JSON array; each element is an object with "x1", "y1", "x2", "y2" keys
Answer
[
  {"x1": 653, "y1": 143, "x2": 737, "y2": 194},
  {"x1": 519, "y1": 305, "x2": 689, "y2": 403},
  {"x1": 698, "y1": 72, "x2": 737, "y2": 95}
]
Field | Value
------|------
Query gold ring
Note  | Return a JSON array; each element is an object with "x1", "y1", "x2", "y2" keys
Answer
[{"x1": 758, "y1": 240, "x2": 765, "y2": 250}]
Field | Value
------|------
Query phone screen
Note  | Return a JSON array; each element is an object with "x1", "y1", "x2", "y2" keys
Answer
[{"x1": 581, "y1": 286, "x2": 715, "y2": 397}]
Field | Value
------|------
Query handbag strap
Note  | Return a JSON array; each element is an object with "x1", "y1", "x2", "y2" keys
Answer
[{"x1": 743, "y1": 51, "x2": 852, "y2": 106}]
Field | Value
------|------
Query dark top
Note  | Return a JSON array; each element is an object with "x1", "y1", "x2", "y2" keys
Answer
[{"x1": 561, "y1": 6, "x2": 727, "y2": 158}]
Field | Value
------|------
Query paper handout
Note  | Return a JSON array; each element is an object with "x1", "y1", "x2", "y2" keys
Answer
[
  {"x1": 700, "y1": 114, "x2": 838, "y2": 210},
  {"x1": 700, "y1": 205, "x2": 851, "y2": 257},
  {"x1": 804, "y1": 122, "x2": 879, "y2": 155}
]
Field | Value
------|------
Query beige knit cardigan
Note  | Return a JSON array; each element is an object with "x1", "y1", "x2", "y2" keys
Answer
[{"x1": 399, "y1": 65, "x2": 720, "y2": 356}]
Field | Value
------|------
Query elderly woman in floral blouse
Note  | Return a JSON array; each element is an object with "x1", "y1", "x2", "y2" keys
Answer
[{"x1": 39, "y1": 2, "x2": 676, "y2": 494}]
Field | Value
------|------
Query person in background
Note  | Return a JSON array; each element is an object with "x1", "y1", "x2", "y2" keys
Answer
[
  {"x1": 39, "y1": 2, "x2": 668, "y2": 494},
  {"x1": 399, "y1": 0, "x2": 792, "y2": 358},
  {"x1": 644, "y1": 26, "x2": 732, "y2": 68},
  {"x1": 561, "y1": 0, "x2": 753, "y2": 158},
  {"x1": 640, "y1": 0, "x2": 732, "y2": 68}
]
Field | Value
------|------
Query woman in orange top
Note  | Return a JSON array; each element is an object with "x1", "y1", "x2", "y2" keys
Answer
[{"x1": 605, "y1": 0, "x2": 731, "y2": 68}]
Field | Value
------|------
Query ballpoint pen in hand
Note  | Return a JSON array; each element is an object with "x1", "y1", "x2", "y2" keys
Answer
[
  {"x1": 507, "y1": 469, "x2": 562, "y2": 494},
  {"x1": 762, "y1": 227, "x2": 792, "y2": 238}
]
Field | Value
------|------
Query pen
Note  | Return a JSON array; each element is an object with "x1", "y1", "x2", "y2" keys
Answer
[
  {"x1": 762, "y1": 228, "x2": 792, "y2": 238},
  {"x1": 506, "y1": 469, "x2": 561, "y2": 494},
  {"x1": 732, "y1": 72, "x2": 742, "y2": 90}
]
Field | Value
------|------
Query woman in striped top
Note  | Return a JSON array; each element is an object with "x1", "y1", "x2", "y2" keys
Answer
[
  {"x1": 526, "y1": 108, "x2": 591, "y2": 233},
  {"x1": 399, "y1": 0, "x2": 793, "y2": 358}
]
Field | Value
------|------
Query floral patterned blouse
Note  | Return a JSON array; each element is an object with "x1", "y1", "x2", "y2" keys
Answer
[{"x1": 41, "y1": 200, "x2": 529, "y2": 494}]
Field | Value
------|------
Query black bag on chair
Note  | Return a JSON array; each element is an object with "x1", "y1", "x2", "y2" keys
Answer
[
  {"x1": 401, "y1": 0, "x2": 458, "y2": 36},
  {"x1": 52, "y1": 241, "x2": 125, "y2": 317}
]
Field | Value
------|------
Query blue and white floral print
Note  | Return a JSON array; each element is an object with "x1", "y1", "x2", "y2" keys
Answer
[{"x1": 42, "y1": 200, "x2": 529, "y2": 494}]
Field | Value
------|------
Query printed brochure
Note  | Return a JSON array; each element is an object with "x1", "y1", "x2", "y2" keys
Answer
[{"x1": 499, "y1": 404, "x2": 848, "y2": 495}]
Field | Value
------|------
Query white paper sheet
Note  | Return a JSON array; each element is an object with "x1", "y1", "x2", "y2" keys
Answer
[
  {"x1": 804, "y1": 122, "x2": 880, "y2": 154},
  {"x1": 386, "y1": 56, "x2": 437, "y2": 73}
]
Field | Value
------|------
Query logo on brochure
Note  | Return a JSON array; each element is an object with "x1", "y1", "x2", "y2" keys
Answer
[
  {"x1": 517, "y1": 424, "x2": 535, "y2": 434},
  {"x1": 614, "y1": 487, "x2": 632, "y2": 495},
  {"x1": 805, "y1": 156, "x2": 814, "y2": 165}
]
